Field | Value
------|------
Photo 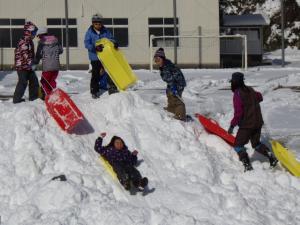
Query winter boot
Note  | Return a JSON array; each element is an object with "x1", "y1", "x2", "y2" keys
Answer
[
  {"x1": 242, "y1": 158, "x2": 253, "y2": 172},
  {"x1": 92, "y1": 93, "x2": 99, "y2": 99},
  {"x1": 238, "y1": 150, "x2": 253, "y2": 172},
  {"x1": 255, "y1": 144, "x2": 278, "y2": 167},
  {"x1": 122, "y1": 179, "x2": 131, "y2": 190},
  {"x1": 269, "y1": 153, "x2": 278, "y2": 167},
  {"x1": 140, "y1": 177, "x2": 148, "y2": 188}
]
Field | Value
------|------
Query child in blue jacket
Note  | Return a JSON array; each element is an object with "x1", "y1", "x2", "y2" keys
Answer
[{"x1": 94, "y1": 133, "x2": 148, "y2": 190}]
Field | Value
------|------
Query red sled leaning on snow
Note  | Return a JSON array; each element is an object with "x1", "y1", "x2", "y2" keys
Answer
[
  {"x1": 195, "y1": 113, "x2": 235, "y2": 146},
  {"x1": 45, "y1": 88, "x2": 84, "y2": 132}
]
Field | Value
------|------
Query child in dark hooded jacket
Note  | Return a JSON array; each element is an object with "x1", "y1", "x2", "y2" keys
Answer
[
  {"x1": 153, "y1": 48, "x2": 187, "y2": 121},
  {"x1": 94, "y1": 133, "x2": 148, "y2": 190},
  {"x1": 228, "y1": 72, "x2": 278, "y2": 172},
  {"x1": 13, "y1": 21, "x2": 39, "y2": 103}
]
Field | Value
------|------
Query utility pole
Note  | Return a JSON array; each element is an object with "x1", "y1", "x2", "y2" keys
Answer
[
  {"x1": 281, "y1": 0, "x2": 285, "y2": 67},
  {"x1": 173, "y1": 0, "x2": 177, "y2": 64},
  {"x1": 65, "y1": 0, "x2": 70, "y2": 70}
]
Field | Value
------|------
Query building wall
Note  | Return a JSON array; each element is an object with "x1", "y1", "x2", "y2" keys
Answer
[{"x1": 0, "y1": 0, "x2": 220, "y2": 68}]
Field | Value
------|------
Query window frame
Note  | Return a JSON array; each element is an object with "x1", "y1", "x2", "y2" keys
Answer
[
  {"x1": 0, "y1": 18, "x2": 25, "y2": 48},
  {"x1": 148, "y1": 17, "x2": 179, "y2": 47},
  {"x1": 103, "y1": 18, "x2": 129, "y2": 48},
  {"x1": 47, "y1": 18, "x2": 78, "y2": 48}
]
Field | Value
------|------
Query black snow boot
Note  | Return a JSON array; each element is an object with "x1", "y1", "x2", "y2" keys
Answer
[
  {"x1": 255, "y1": 144, "x2": 278, "y2": 167},
  {"x1": 269, "y1": 153, "x2": 278, "y2": 167},
  {"x1": 238, "y1": 150, "x2": 253, "y2": 172},
  {"x1": 122, "y1": 179, "x2": 131, "y2": 190},
  {"x1": 140, "y1": 177, "x2": 148, "y2": 188}
]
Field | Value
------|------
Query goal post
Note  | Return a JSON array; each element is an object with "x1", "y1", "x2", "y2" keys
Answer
[{"x1": 149, "y1": 34, "x2": 248, "y2": 72}]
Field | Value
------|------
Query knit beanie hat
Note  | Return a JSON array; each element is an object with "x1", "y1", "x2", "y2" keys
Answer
[
  {"x1": 92, "y1": 13, "x2": 103, "y2": 23},
  {"x1": 36, "y1": 27, "x2": 48, "y2": 36},
  {"x1": 154, "y1": 48, "x2": 166, "y2": 59},
  {"x1": 230, "y1": 72, "x2": 244, "y2": 83}
]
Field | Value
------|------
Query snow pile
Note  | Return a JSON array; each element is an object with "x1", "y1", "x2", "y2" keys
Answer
[{"x1": 0, "y1": 65, "x2": 300, "y2": 224}]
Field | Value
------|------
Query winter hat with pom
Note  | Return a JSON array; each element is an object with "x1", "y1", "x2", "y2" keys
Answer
[
  {"x1": 92, "y1": 13, "x2": 103, "y2": 23},
  {"x1": 154, "y1": 48, "x2": 166, "y2": 59}
]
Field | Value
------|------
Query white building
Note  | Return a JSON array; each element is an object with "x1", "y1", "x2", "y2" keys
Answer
[{"x1": 0, "y1": 0, "x2": 220, "y2": 69}]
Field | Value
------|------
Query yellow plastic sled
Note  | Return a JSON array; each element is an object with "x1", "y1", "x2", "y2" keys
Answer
[
  {"x1": 271, "y1": 140, "x2": 300, "y2": 177},
  {"x1": 99, "y1": 156, "x2": 118, "y2": 180},
  {"x1": 96, "y1": 38, "x2": 138, "y2": 91}
]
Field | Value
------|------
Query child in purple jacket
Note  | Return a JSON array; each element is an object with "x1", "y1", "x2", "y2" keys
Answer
[
  {"x1": 227, "y1": 72, "x2": 278, "y2": 172},
  {"x1": 94, "y1": 133, "x2": 148, "y2": 190}
]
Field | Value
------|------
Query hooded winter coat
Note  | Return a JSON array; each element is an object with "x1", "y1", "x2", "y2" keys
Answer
[
  {"x1": 34, "y1": 35, "x2": 63, "y2": 72},
  {"x1": 231, "y1": 86, "x2": 264, "y2": 129},
  {"x1": 84, "y1": 26, "x2": 115, "y2": 61},
  {"x1": 14, "y1": 22, "x2": 37, "y2": 71},
  {"x1": 159, "y1": 59, "x2": 186, "y2": 94},
  {"x1": 94, "y1": 137, "x2": 137, "y2": 167}
]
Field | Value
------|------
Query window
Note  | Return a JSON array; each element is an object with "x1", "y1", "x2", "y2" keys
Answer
[
  {"x1": 148, "y1": 17, "x2": 179, "y2": 47},
  {"x1": 103, "y1": 18, "x2": 129, "y2": 47},
  {"x1": 0, "y1": 18, "x2": 25, "y2": 48},
  {"x1": 47, "y1": 18, "x2": 78, "y2": 47}
]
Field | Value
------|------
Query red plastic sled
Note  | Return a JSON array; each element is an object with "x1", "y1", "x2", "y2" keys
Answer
[
  {"x1": 195, "y1": 113, "x2": 235, "y2": 146},
  {"x1": 45, "y1": 88, "x2": 84, "y2": 132}
]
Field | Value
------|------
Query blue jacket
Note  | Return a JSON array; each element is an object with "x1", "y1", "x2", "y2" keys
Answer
[
  {"x1": 94, "y1": 137, "x2": 137, "y2": 167},
  {"x1": 84, "y1": 26, "x2": 115, "y2": 61},
  {"x1": 159, "y1": 59, "x2": 186, "y2": 94}
]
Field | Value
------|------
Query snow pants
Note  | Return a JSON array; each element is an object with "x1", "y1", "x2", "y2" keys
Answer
[
  {"x1": 90, "y1": 60, "x2": 118, "y2": 95},
  {"x1": 41, "y1": 71, "x2": 59, "y2": 95},
  {"x1": 13, "y1": 70, "x2": 39, "y2": 103},
  {"x1": 166, "y1": 90, "x2": 186, "y2": 120},
  {"x1": 112, "y1": 163, "x2": 142, "y2": 187},
  {"x1": 234, "y1": 127, "x2": 271, "y2": 159}
]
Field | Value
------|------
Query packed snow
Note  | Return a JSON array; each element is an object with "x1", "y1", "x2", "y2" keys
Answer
[{"x1": 0, "y1": 53, "x2": 300, "y2": 224}]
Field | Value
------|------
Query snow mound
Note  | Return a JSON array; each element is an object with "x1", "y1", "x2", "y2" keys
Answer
[{"x1": 0, "y1": 89, "x2": 300, "y2": 224}]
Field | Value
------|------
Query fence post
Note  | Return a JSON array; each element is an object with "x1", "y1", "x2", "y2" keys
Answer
[
  {"x1": 150, "y1": 35, "x2": 154, "y2": 72},
  {"x1": 244, "y1": 35, "x2": 248, "y2": 71},
  {"x1": 198, "y1": 26, "x2": 202, "y2": 68}
]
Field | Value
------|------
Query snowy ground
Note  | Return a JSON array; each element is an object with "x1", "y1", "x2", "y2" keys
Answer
[{"x1": 0, "y1": 53, "x2": 300, "y2": 224}]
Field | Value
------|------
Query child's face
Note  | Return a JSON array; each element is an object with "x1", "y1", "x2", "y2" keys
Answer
[
  {"x1": 154, "y1": 57, "x2": 164, "y2": 67},
  {"x1": 93, "y1": 22, "x2": 103, "y2": 31},
  {"x1": 114, "y1": 139, "x2": 124, "y2": 150}
]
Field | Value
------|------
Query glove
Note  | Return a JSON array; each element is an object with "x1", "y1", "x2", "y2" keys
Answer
[
  {"x1": 95, "y1": 44, "x2": 104, "y2": 52},
  {"x1": 171, "y1": 85, "x2": 178, "y2": 96},
  {"x1": 227, "y1": 125, "x2": 234, "y2": 134},
  {"x1": 114, "y1": 42, "x2": 119, "y2": 50},
  {"x1": 132, "y1": 150, "x2": 138, "y2": 156},
  {"x1": 31, "y1": 64, "x2": 37, "y2": 71}
]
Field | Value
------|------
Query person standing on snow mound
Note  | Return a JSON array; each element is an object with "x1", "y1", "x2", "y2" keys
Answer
[
  {"x1": 13, "y1": 21, "x2": 39, "y2": 104},
  {"x1": 154, "y1": 48, "x2": 187, "y2": 121},
  {"x1": 33, "y1": 27, "x2": 63, "y2": 100},
  {"x1": 84, "y1": 13, "x2": 119, "y2": 99},
  {"x1": 228, "y1": 72, "x2": 278, "y2": 172},
  {"x1": 94, "y1": 133, "x2": 148, "y2": 191}
]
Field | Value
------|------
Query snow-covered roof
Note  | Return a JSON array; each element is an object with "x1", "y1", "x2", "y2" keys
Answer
[{"x1": 222, "y1": 14, "x2": 269, "y2": 27}]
